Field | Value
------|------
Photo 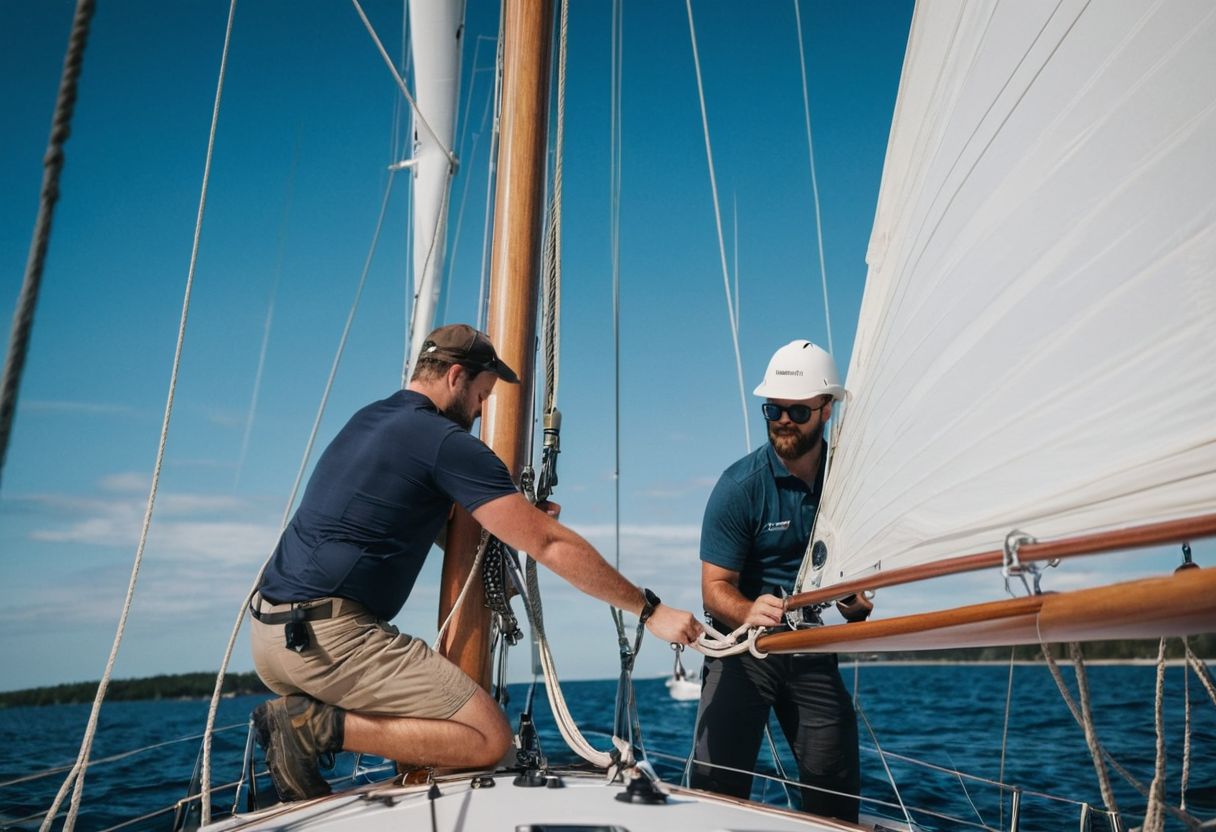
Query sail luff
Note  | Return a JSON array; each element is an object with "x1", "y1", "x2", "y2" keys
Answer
[{"x1": 437, "y1": 0, "x2": 552, "y2": 688}]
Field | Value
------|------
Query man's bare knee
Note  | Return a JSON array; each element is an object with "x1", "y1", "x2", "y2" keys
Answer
[{"x1": 451, "y1": 688, "x2": 513, "y2": 765}]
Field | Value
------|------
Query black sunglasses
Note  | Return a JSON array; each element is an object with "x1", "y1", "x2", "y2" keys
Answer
[{"x1": 761, "y1": 400, "x2": 829, "y2": 424}]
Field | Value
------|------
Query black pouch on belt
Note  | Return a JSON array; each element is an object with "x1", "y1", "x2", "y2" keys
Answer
[{"x1": 284, "y1": 607, "x2": 311, "y2": 653}]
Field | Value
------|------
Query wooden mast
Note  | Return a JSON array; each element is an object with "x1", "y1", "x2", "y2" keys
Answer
[{"x1": 437, "y1": 0, "x2": 553, "y2": 689}]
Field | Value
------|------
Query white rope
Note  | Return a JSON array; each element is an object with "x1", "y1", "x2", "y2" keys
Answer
[
  {"x1": 1068, "y1": 641, "x2": 1119, "y2": 817},
  {"x1": 1186, "y1": 644, "x2": 1216, "y2": 707},
  {"x1": 1039, "y1": 636, "x2": 1202, "y2": 829},
  {"x1": 1141, "y1": 639, "x2": 1169, "y2": 832},
  {"x1": 520, "y1": 557, "x2": 620, "y2": 769},
  {"x1": 433, "y1": 530, "x2": 491, "y2": 649},
  {"x1": 41, "y1": 4, "x2": 239, "y2": 830},
  {"x1": 998, "y1": 646, "x2": 1016, "y2": 829},
  {"x1": 791, "y1": 0, "x2": 834, "y2": 357},
  {"x1": 540, "y1": 0, "x2": 568, "y2": 417},
  {"x1": 1040, "y1": 642, "x2": 1121, "y2": 810},
  {"x1": 685, "y1": 0, "x2": 751, "y2": 455},
  {"x1": 690, "y1": 622, "x2": 763, "y2": 658},
  {"x1": 349, "y1": 0, "x2": 456, "y2": 166},
  {"x1": 1182, "y1": 638, "x2": 1192, "y2": 813},
  {"x1": 200, "y1": 170, "x2": 399, "y2": 823}
]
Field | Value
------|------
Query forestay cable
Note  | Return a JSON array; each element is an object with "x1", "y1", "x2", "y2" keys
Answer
[
  {"x1": 792, "y1": 0, "x2": 834, "y2": 356},
  {"x1": 685, "y1": 0, "x2": 751, "y2": 454},
  {"x1": 41, "y1": 3, "x2": 238, "y2": 830}
]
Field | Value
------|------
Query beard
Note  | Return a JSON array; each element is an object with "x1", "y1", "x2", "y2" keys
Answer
[
  {"x1": 768, "y1": 420, "x2": 823, "y2": 461},
  {"x1": 442, "y1": 382, "x2": 478, "y2": 431}
]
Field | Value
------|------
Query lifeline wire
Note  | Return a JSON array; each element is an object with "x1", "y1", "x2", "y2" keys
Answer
[
  {"x1": 41, "y1": 4, "x2": 236, "y2": 831},
  {"x1": 0, "y1": 0, "x2": 96, "y2": 490}
]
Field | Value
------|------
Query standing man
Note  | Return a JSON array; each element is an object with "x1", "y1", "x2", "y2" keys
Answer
[
  {"x1": 249, "y1": 323, "x2": 703, "y2": 802},
  {"x1": 691, "y1": 340, "x2": 871, "y2": 822}
]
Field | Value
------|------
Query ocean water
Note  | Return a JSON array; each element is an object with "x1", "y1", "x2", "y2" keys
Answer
[{"x1": 1, "y1": 664, "x2": 1213, "y2": 831}]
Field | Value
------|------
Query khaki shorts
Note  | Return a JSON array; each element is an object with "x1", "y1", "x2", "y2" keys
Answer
[{"x1": 250, "y1": 594, "x2": 478, "y2": 720}]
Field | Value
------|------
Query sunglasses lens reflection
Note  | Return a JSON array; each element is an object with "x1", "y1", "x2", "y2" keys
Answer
[{"x1": 762, "y1": 403, "x2": 814, "y2": 424}]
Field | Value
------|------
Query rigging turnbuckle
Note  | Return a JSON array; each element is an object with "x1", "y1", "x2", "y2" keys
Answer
[{"x1": 536, "y1": 408, "x2": 561, "y2": 503}]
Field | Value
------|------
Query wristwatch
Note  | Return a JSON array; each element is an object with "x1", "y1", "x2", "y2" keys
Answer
[{"x1": 639, "y1": 588, "x2": 661, "y2": 625}]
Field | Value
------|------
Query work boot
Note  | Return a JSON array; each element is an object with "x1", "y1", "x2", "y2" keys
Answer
[{"x1": 252, "y1": 695, "x2": 346, "y2": 802}]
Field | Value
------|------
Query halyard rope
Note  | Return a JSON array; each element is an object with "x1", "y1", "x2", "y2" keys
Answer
[
  {"x1": 540, "y1": 0, "x2": 568, "y2": 419},
  {"x1": 42, "y1": 3, "x2": 237, "y2": 830},
  {"x1": 0, "y1": 0, "x2": 95, "y2": 488}
]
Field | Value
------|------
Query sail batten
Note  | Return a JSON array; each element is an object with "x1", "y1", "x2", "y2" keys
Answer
[{"x1": 808, "y1": 0, "x2": 1216, "y2": 592}]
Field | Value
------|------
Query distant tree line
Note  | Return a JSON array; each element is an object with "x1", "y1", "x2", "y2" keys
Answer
[
  {"x1": 2, "y1": 637, "x2": 1213, "y2": 707},
  {"x1": 844, "y1": 633, "x2": 1216, "y2": 663},
  {"x1": 0, "y1": 672, "x2": 270, "y2": 708}
]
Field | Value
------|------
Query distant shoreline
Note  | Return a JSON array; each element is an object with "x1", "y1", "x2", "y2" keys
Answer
[{"x1": 3, "y1": 645, "x2": 1211, "y2": 707}]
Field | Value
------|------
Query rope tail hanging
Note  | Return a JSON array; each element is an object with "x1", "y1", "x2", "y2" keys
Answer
[{"x1": 0, "y1": 0, "x2": 96, "y2": 491}]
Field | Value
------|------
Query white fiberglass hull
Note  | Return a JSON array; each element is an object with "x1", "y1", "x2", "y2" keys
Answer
[{"x1": 202, "y1": 769, "x2": 876, "y2": 832}]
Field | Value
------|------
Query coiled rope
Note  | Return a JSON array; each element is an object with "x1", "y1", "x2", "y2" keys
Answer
[
  {"x1": 0, "y1": 0, "x2": 95, "y2": 489},
  {"x1": 41, "y1": 3, "x2": 238, "y2": 830}
]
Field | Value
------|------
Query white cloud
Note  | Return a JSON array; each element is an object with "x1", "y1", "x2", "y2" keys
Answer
[{"x1": 19, "y1": 400, "x2": 136, "y2": 415}]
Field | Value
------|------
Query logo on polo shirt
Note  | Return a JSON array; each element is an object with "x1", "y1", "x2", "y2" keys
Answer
[{"x1": 763, "y1": 520, "x2": 791, "y2": 533}]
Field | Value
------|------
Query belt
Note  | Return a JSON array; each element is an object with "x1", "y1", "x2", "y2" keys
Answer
[{"x1": 249, "y1": 596, "x2": 335, "y2": 626}]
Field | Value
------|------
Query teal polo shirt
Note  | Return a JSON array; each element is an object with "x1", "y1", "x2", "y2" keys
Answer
[{"x1": 700, "y1": 441, "x2": 826, "y2": 601}]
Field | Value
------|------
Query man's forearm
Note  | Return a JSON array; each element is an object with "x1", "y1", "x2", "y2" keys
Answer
[
  {"x1": 703, "y1": 580, "x2": 754, "y2": 630},
  {"x1": 536, "y1": 530, "x2": 645, "y2": 615}
]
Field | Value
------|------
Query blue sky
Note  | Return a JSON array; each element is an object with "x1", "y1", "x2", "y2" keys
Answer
[{"x1": 7, "y1": 1, "x2": 1190, "y2": 693}]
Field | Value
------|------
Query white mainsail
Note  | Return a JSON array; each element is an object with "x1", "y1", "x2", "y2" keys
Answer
[{"x1": 808, "y1": 0, "x2": 1216, "y2": 590}]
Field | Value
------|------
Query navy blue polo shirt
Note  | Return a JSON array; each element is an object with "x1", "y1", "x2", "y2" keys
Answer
[
  {"x1": 700, "y1": 442, "x2": 826, "y2": 601},
  {"x1": 259, "y1": 389, "x2": 518, "y2": 619}
]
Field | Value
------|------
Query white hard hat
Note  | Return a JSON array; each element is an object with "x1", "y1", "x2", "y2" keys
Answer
[{"x1": 753, "y1": 340, "x2": 844, "y2": 400}]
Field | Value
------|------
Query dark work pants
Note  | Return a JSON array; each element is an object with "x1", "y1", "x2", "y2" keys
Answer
[{"x1": 690, "y1": 651, "x2": 860, "y2": 823}]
